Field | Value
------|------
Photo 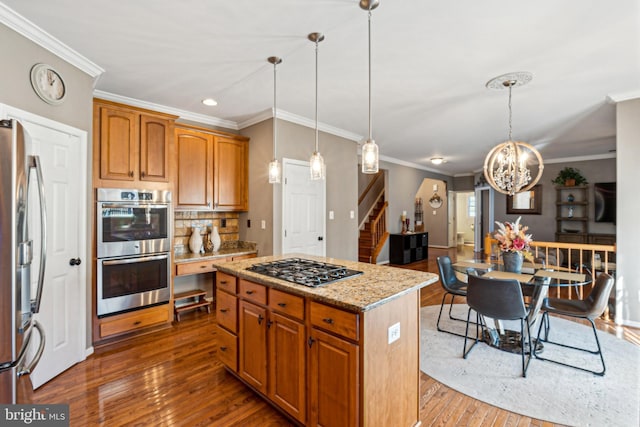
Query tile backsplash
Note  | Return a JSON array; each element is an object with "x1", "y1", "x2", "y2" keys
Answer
[{"x1": 174, "y1": 211, "x2": 240, "y2": 254}]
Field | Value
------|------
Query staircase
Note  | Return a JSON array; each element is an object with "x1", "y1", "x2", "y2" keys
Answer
[{"x1": 358, "y1": 171, "x2": 388, "y2": 264}]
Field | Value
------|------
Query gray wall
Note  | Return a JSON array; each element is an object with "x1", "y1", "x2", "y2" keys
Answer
[
  {"x1": 240, "y1": 119, "x2": 359, "y2": 261},
  {"x1": 0, "y1": 23, "x2": 96, "y2": 348},
  {"x1": 616, "y1": 98, "x2": 639, "y2": 327},
  {"x1": 493, "y1": 158, "x2": 616, "y2": 242}
]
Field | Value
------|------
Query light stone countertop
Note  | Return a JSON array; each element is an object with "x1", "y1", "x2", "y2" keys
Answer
[{"x1": 212, "y1": 254, "x2": 438, "y2": 312}]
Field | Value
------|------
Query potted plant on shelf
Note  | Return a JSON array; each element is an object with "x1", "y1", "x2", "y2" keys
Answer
[{"x1": 551, "y1": 167, "x2": 588, "y2": 187}]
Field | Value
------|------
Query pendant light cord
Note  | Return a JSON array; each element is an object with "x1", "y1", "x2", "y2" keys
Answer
[
  {"x1": 273, "y1": 62, "x2": 277, "y2": 159},
  {"x1": 368, "y1": 10, "x2": 373, "y2": 141},
  {"x1": 314, "y1": 39, "x2": 319, "y2": 152},
  {"x1": 507, "y1": 82, "x2": 513, "y2": 141}
]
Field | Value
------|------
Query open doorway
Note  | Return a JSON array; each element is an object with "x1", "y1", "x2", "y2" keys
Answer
[{"x1": 454, "y1": 192, "x2": 475, "y2": 248}]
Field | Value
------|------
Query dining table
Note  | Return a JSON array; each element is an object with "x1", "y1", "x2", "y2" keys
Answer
[{"x1": 452, "y1": 259, "x2": 591, "y2": 354}]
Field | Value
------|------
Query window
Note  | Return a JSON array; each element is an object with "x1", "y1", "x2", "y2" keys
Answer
[{"x1": 468, "y1": 195, "x2": 476, "y2": 217}]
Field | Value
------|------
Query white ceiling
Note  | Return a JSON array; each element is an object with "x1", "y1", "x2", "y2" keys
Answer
[{"x1": 3, "y1": 0, "x2": 639, "y2": 176}]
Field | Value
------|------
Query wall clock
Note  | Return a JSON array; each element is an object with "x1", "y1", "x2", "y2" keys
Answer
[{"x1": 30, "y1": 63, "x2": 66, "y2": 105}]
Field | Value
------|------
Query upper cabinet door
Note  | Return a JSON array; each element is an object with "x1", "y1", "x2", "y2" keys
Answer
[
  {"x1": 139, "y1": 115, "x2": 170, "y2": 182},
  {"x1": 214, "y1": 137, "x2": 248, "y2": 211},
  {"x1": 99, "y1": 107, "x2": 137, "y2": 181},
  {"x1": 175, "y1": 128, "x2": 214, "y2": 209}
]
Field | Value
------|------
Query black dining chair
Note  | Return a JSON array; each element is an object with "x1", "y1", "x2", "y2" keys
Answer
[
  {"x1": 534, "y1": 273, "x2": 615, "y2": 376},
  {"x1": 463, "y1": 275, "x2": 532, "y2": 377},
  {"x1": 436, "y1": 256, "x2": 474, "y2": 337}
]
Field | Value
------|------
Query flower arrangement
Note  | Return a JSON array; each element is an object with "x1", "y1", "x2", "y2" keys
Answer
[{"x1": 493, "y1": 216, "x2": 533, "y2": 260}]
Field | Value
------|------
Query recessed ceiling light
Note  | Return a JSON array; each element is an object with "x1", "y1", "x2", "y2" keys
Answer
[
  {"x1": 430, "y1": 157, "x2": 444, "y2": 165},
  {"x1": 202, "y1": 98, "x2": 217, "y2": 106}
]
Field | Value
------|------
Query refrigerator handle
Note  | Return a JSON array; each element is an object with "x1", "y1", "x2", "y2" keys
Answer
[
  {"x1": 28, "y1": 155, "x2": 47, "y2": 314},
  {"x1": 17, "y1": 321, "x2": 46, "y2": 377}
]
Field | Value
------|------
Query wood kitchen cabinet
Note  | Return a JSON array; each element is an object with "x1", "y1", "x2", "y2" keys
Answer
[
  {"x1": 93, "y1": 99, "x2": 175, "y2": 188},
  {"x1": 308, "y1": 327, "x2": 358, "y2": 427},
  {"x1": 238, "y1": 300, "x2": 268, "y2": 394},
  {"x1": 214, "y1": 137, "x2": 248, "y2": 211},
  {"x1": 175, "y1": 127, "x2": 214, "y2": 209},
  {"x1": 174, "y1": 125, "x2": 249, "y2": 211}
]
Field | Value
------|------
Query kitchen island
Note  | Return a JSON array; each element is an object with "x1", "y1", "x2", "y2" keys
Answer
[{"x1": 212, "y1": 254, "x2": 438, "y2": 427}]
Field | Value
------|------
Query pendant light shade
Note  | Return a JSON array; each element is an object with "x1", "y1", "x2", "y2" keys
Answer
[
  {"x1": 361, "y1": 0, "x2": 380, "y2": 174},
  {"x1": 483, "y1": 72, "x2": 543, "y2": 196},
  {"x1": 268, "y1": 56, "x2": 282, "y2": 184},
  {"x1": 309, "y1": 32, "x2": 326, "y2": 180}
]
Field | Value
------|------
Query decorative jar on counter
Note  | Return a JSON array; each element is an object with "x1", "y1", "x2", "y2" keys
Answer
[
  {"x1": 211, "y1": 226, "x2": 221, "y2": 252},
  {"x1": 189, "y1": 226, "x2": 203, "y2": 254}
]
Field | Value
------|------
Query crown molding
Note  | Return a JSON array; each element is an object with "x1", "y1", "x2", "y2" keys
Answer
[
  {"x1": 374, "y1": 153, "x2": 453, "y2": 176},
  {"x1": 543, "y1": 152, "x2": 616, "y2": 164},
  {"x1": 93, "y1": 90, "x2": 239, "y2": 129},
  {"x1": 0, "y1": 2, "x2": 104, "y2": 78},
  {"x1": 238, "y1": 108, "x2": 363, "y2": 142},
  {"x1": 606, "y1": 90, "x2": 640, "y2": 103}
]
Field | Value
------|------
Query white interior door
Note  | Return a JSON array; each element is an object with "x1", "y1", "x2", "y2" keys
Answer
[
  {"x1": 282, "y1": 159, "x2": 326, "y2": 256},
  {"x1": 4, "y1": 106, "x2": 87, "y2": 389}
]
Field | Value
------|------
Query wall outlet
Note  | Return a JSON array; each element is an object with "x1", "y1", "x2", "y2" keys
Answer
[
  {"x1": 350, "y1": 210, "x2": 355, "y2": 219},
  {"x1": 221, "y1": 218, "x2": 227, "y2": 228},
  {"x1": 329, "y1": 210, "x2": 334, "y2": 220},
  {"x1": 388, "y1": 322, "x2": 400, "y2": 344},
  {"x1": 261, "y1": 220, "x2": 266, "y2": 229}
]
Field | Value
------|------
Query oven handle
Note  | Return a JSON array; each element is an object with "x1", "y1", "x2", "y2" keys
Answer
[
  {"x1": 102, "y1": 254, "x2": 169, "y2": 266},
  {"x1": 100, "y1": 203, "x2": 169, "y2": 210}
]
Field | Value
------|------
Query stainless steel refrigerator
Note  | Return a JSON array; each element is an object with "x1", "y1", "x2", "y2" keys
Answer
[{"x1": 0, "y1": 119, "x2": 46, "y2": 404}]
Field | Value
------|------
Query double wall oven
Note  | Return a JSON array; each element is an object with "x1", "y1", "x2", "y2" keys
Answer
[{"x1": 96, "y1": 189, "x2": 171, "y2": 317}]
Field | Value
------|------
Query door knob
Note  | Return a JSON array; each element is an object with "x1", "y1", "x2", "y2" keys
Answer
[{"x1": 69, "y1": 258, "x2": 81, "y2": 266}]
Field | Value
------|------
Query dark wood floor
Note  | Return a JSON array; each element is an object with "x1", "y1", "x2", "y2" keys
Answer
[{"x1": 22, "y1": 246, "x2": 638, "y2": 426}]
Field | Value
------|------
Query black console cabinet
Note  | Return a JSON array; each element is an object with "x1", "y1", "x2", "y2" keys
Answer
[{"x1": 389, "y1": 232, "x2": 429, "y2": 265}]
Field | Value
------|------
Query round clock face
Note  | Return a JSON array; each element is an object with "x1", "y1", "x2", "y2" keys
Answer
[{"x1": 30, "y1": 63, "x2": 66, "y2": 105}]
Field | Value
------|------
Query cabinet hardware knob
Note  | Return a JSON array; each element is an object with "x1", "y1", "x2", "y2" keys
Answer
[
  {"x1": 220, "y1": 308, "x2": 228, "y2": 313},
  {"x1": 141, "y1": 171, "x2": 146, "y2": 178},
  {"x1": 129, "y1": 171, "x2": 134, "y2": 177},
  {"x1": 257, "y1": 314, "x2": 264, "y2": 324},
  {"x1": 267, "y1": 320, "x2": 273, "y2": 328},
  {"x1": 277, "y1": 302, "x2": 287, "y2": 307},
  {"x1": 322, "y1": 318, "x2": 334, "y2": 325},
  {"x1": 220, "y1": 280, "x2": 228, "y2": 284},
  {"x1": 308, "y1": 337, "x2": 316, "y2": 348},
  {"x1": 133, "y1": 321, "x2": 141, "y2": 326},
  {"x1": 200, "y1": 265, "x2": 207, "y2": 268},
  {"x1": 246, "y1": 290, "x2": 255, "y2": 295},
  {"x1": 220, "y1": 346, "x2": 227, "y2": 352}
]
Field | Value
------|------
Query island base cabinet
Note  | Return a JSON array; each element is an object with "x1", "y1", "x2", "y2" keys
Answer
[
  {"x1": 238, "y1": 301, "x2": 267, "y2": 394},
  {"x1": 308, "y1": 328, "x2": 359, "y2": 427},
  {"x1": 268, "y1": 313, "x2": 306, "y2": 423}
]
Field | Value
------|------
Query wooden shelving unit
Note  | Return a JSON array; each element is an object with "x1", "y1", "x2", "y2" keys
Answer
[
  {"x1": 174, "y1": 289, "x2": 211, "y2": 321},
  {"x1": 555, "y1": 185, "x2": 588, "y2": 243}
]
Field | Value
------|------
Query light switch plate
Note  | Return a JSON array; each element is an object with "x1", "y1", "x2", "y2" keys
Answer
[
  {"x1": 388, "y1": 322, "x2": 400, "y2": 344},
  {"x1": 329, "y1": 210, "x2": 334, "y2": 220},
  {"x1": 350, "y1": 210, "x2": 355, "y2": 219},
  {"x1": 261, "y1": 220, "x2": 266, "y2": 229}
]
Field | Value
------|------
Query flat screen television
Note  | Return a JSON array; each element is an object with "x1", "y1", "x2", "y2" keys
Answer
[{"x1": 594, "y1": 182, "x2": 616, "y2": 223}]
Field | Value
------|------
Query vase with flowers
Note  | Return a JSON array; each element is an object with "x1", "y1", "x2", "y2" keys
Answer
[{"x1": 493, "y1": 216, "x2": 533, "y2": 273}]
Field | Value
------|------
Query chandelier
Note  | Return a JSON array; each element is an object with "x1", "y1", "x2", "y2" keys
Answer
[
  {"x1": 483, "y1": 72, "x2": 543, "y2": 196},
  {"x1": 360, "y1": 0, "x2": 380, "y2": 174},
  {"x1": 268, "y1": 56, "x2": 282, "y2": 184},
  {"x1": 309, "y1": 32, "x2": 326, "y2": 180}
]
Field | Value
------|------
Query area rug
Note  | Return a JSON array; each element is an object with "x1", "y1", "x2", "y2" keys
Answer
[{"x1": 420, "y1": 304, "x2": 640, "y2": 427}]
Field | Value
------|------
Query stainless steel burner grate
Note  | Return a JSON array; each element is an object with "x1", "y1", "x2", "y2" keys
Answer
[{"x1": 246, "y1": 258, "x2": 363, "y2": 287}]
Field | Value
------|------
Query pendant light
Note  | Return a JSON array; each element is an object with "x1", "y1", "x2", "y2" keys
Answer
[
  {"x1": 483, "y1": 72, "x2": 544, "y2": 196},
  {"x1": 360, "y1": 0, "x2": 380, "y2": 174},
  {"x1": 309, "y1": 32, "x2": 326, "y2": 180},
  {"x1": 268, "y1": 56, "x2": 282, "y2": 184}
]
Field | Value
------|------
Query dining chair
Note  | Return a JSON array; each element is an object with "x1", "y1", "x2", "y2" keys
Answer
[
  {"x1": 436, "y1": 256, "x2": 472, "y2": 337},
  {"x1": 463, "y1": 275, "x2": 532, "y2": 377},
  {"x1": 534, "y1": 273, "x2": 615, "y2": 376}
]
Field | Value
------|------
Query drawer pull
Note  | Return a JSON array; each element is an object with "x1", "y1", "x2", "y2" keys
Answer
[
  {"x1": 219, "y1": 308, "x2": 228, "y2": 313},
  {"x1": 200, "y1": 265, "x2": 207, "y2": 268},
  {"x1": 133, "y1": 321, "x2": 141, "y2": 326},
  {"x1": 257, "y1": 314, "x2": 264, "y2": 325},
  {"x1": 246, "y1": 290, "x2": 255, "y2": 295},
  {"x1": 322, "y1": 318, "x2": 334, "y2": 325},
  {"x1": 277, "y1": 302, "x2": 287, "y2": 307},
  {"x1": 220, "y1": 346, "x2": 227, "y2": 352},
  {"x1": 220, "y1": 280, "x2": 228, "y2": 284}
]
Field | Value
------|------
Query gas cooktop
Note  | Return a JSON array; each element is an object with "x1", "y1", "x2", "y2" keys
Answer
[{"x1": 246, "y1": 258, "x2": 363, "y2": 288}]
